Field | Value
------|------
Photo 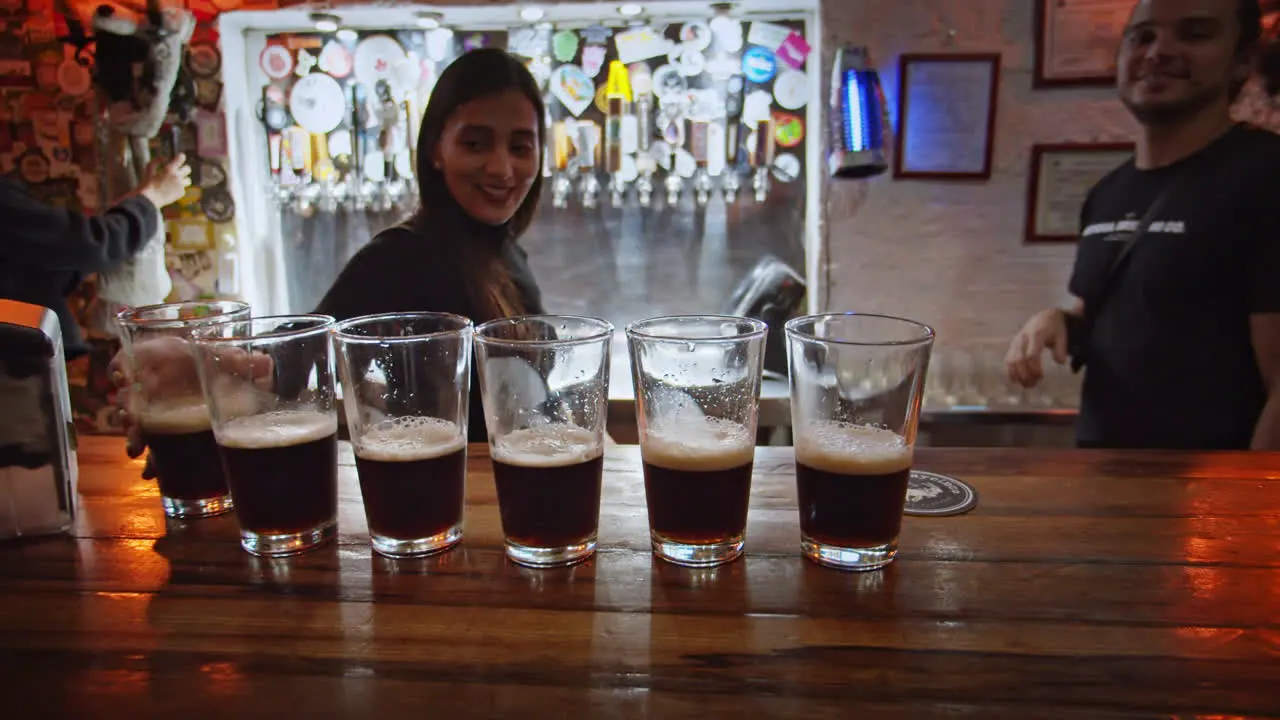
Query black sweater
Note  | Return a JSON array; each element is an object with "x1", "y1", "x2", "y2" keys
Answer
[
  {"x1": 313, "y1": 224, "x2": 545, "y2": 442},
  {"x1": 0, "y1": 178, "x2": 160, "y2": 358}
]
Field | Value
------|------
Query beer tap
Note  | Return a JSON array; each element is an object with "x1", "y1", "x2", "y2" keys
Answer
[
  {"x1": 312, "y1": 134, "x2": 340, "y2": 214},
  {"x1": 604, "y1": 62, "x2": 633, "y2": 208},
  {"x1": 660, "y1": 108, "x2": 685, "y2": 206},
  {"x1": 721, "y1": 76, "x2": 745, "y2": 204},
  {"x1": 748, "y1": 118, "x2": 774, "y2": 203},
  {"x1": 576, "y1": 122, "x2": 601, "y2": 210},
  {"x1": 690, "y1": 120, "x2": 712, "y2": 206},
  {"x1": 632, "y1": 63, "x2": 656, "y2": 207},
  {"x1": 551, "y1": 121, "x2": 572, "y2": 208},
  {"x1": 605, "y1": 97, "x2": 627, "y2": 208}
]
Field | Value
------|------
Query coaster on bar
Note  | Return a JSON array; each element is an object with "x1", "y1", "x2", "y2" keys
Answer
[{"x1": 904, "y1": 471, "x2": 978, "y2": 516}]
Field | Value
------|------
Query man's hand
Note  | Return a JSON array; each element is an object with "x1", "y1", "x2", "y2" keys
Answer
[
  {"x1": 1006, "y1": 308, "x2": 1071, "y2": 388},
  {"x1": 138, "y1": 153, "x2": 192, "y2": 209}
]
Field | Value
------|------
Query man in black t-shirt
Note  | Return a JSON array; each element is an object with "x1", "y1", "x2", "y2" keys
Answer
[{"x1": 1006, "y1": 0, "x2": 1280, "y2": 450}]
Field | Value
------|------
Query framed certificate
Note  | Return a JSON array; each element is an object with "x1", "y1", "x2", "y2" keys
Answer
[
  {"x1": 1034, "y1": 0, "x2": 1132, "y2": 87},
  {"x1": 893, "y1": 53, "x2": 1001, "y2": 180},
  {"x1": 1024, "y1": 142, "x2": 1134, "y2": 243}
]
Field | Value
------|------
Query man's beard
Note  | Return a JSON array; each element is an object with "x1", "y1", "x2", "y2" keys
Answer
[{"x1": 1121, "y1": 85, "x2": 1223, "y2": 126}]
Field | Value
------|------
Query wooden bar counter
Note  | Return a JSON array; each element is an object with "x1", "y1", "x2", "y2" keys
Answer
[{"x1": 2, "y1": 436, "x2": 1279, "y2": 717}]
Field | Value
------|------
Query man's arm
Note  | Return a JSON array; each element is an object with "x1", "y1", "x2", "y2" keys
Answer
[
  {"x1": 0, "y1": 178, "x2": 160, "y2": 274},
  {"x1": 0, "y1": 154, "x2": 188, "y2": 275},
  {"x1": 1250, "y1": 314, "x2": 1280, "y2": 450}
]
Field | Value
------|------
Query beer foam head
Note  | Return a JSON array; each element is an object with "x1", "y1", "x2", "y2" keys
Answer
[
  {"x1": 218, "y1": 410, "x2": 338, "y2": 449},
  {"x1": 642, "y1": 417, "x2": 754, "y2": 472},
  {"x1": 355, "y1": 416, "x2": 465, "y2": 462},
  {"x1": 492, "y1": 423, "x2": 601, "y2": 467},
  {"x1": 795, "y1": 421, "x2": 913, "y2": 475},
  {"x1": 140, "y1": 398, "x2": 211, "y2": 433}
]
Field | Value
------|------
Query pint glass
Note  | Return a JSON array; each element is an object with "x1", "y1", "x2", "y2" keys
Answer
[
  {"x1": 191, "y1": 315, "x2": 339, "y2": 556},
  {"x1": 333, "y1": 312, "x2": 472, "y2": 558},
  {"x1": 785, "y1": 313, "x2": 934, "y2": 571},
  {"x1": 116, "y1": 300, "x2": 250, "y2": 518},
  {"x1": 627, "y1": 315, "x2": 767, "y2": 567},
  {"x1": 474, "y1": 315, "x2": 613, "y2": 568}
]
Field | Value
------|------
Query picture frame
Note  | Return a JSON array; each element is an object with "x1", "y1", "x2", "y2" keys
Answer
[
  {"x1": 893, "y1": 53, "x2": 1000, "y2": 180},
  {"x1": 1034, "y1": 0, "x2": 1131, "y2": 88},
  {"x1": 1024, "y1": 142, "x2": 1134, "y2": 243}
]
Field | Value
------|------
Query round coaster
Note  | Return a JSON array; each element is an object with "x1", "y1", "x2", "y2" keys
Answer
[{"x1": 904, "y1": 471, "x2": 978, "y2": 516}]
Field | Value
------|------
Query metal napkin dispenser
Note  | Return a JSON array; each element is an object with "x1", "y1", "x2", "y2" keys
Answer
[
  {"x1": 0, "y1": 299, "x2": 78, "y2": 539},
  {"x1": 726, "y1": 255, "x2": 807, "y2": 379}
]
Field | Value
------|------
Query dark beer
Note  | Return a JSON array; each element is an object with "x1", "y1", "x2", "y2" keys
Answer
[
  {"x1": 491, "y1": 425, "x2": 603, "y2": 549},
  {"x1": 795, "y1": 422, "x2": 913, "y2": 548},
  {"x1": 139, "y1": 401, "x2": 228, "y2": 503},
  {"x1": 641, "y1": 419, "x2": 755, "y2": 545},
  {"x1": 354, "y1": 417, "x2": 467, "y2": 542},
  {"x1": 217, "y1": 411, "x2": 339, "y2": 535}
]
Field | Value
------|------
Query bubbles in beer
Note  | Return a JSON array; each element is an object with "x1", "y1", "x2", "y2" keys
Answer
[
  {"x1": 139, "y1": 398, "x2": 212, "y2": 433},
  {"x1": 218, "y1": 410, "x2": 338, "y2": 449},
  {"x1": 643, "y1": 416, "x2": 754, "y2": 471},
  {"x1": 355, "y1": 416, "x2": 465, "y2": 462},
  {"x1": 795, "y1": 421, "x2": 913, "y2": 476},
  {"x1": 492, "y1": 423, "x2": 601, "y2": 468}
]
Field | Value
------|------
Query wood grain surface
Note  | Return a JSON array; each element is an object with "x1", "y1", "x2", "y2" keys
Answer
[{"x1": 1, "y1": 436, "x2": 1279, "y2": 718}]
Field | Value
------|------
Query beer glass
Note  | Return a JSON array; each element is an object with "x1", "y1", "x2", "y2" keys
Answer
[
  {"x1": 626, "y1": 315, "x2": 767, "y2": 567},
  {"x1": 784, "y1": 313, "x2": 934, "y2": 571},
  {"x1": 474, "y1": 315, "x2": 612, "y2": 568},
  {"x1": 332, "y1": 312, "x2": 473, "y2": 558},
  {"x1": 116, "y1": 300, "x2": 250, "y2": 518},
  {"x1": 190, "y1": 315, "x2": 339, "y2": 556}
]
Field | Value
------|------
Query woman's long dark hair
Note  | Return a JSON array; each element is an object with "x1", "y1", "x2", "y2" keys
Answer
[{"x1": 408, "y1": 48, "x2": 546, "y2": 322}]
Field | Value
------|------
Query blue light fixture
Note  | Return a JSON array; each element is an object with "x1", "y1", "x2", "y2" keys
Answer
[{"x1": 828, "y1": 46, "x2": 890, "y2": 179}]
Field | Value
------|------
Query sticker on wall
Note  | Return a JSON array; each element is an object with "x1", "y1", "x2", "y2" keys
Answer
[
  {"x1": 195, "y1": 77, "x2": 222, "y2": 110},
  {"x1": 461, "y1": 33, "x2": 488, "y2": 52},
  {"x1": 169, "y1": 219, "x2": 214, "y2": 252},
  {"x1": 582, "y1": 44, "x2": 606, "y2": 78},
  {"x1": 614, "y1": 27, "x2": 669, "y2": 65},
  {"x1": 742, "y1": 46, "x2": 776, "y2": 84},
  {"x1": 294, "y1": 48, "x2": 318, "y2": 76},
  {"x1": 426, "y1": 28, "x2": 453, "y2": 62},
  {"x1": 747, "y1": 21, "x2": 791, "y2": 52},
  {"x1": 195, "y1": 109, "x2": 228, "y2": 158},
  {"x1": 19, "y1": 148, "x2": 49, "y2": 183},
  {"x1": 525, "y1": 55, "x2": 551, "y2": 92},
  {"x1": 674, "y1": 46, "x2": 706, "y2": 77},
  {"x1": 772, "y1": 69, "x2": 808, "y2": 109},
  {"x1": 580, "y1": 24, "x2": 613, "y2": 45},
  {"x1": 290, "y1": 73, "x2": 346, "y2": 134},
  {"x1": 709, "y1": 15, "x2": 743, "y2": 52},
  {"x1": 593, "y1": 84, "x2": 610, "y2": 114},
  {"x1": 771, "y1": 152, "x2": 800, "y2": 183},
  {"x1": 193, "y1": 158, "x2": 227, "y2": 189},
  {"x1": 679, "y1": 21, "x2": 712, "y2": 51},
  {"x1": 651, "y1": 64, "x2": 687, "y2": 105},
  {"x1": 56, "y1": 58, "x2": 90, "y2": 96},
  {"x1": 354, "y1": 35, "x2": 406, "y2": 89},
  {"x1": 186, "y1": 43, "x2": 221, "y2": 78},
  {"x1": 318, "y1": 41, "x2": 352, "y2": 78},
  {"x1": 550, "y1": 64, "x2": 594, "y2": 117},
  {"x1": 552, "y1": 29, "x2": 579, "y2": 63},
  {"x1": 260, "y1": 44, "x2": 293, "y2": 79},
  {"x1": 508, "y1": 27, "x2": 546, "y2": 58},
  {"x1": 776, "y1": 32, "x2": 811, "y2": 69},
  {"x1": 200, "y1": 186, "x2": 235, "y2": 223},
  {"x1": 773, "y1": 111, "x2": 804, "y2": 148}
]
